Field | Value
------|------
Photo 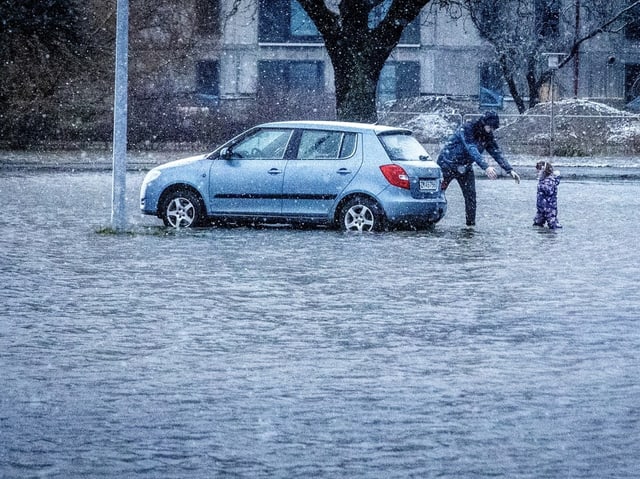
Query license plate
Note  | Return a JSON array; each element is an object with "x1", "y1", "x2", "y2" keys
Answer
[{"x1": 419, "y1": 179, "x2": 437, "y2": 191}]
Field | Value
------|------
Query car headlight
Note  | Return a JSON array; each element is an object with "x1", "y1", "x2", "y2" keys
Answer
[{"x1": 142, "y1": 169, "x2": 162, "y2": 187}]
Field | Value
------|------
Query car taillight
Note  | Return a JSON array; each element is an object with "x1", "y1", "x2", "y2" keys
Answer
[{"x1": 380, "y1": 164, "x2": 410, "y2": 190}]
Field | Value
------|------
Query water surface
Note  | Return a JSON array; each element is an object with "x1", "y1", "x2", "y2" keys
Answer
[{"x1": 1, "y1": 171, "x2": 639, "y2": 478}]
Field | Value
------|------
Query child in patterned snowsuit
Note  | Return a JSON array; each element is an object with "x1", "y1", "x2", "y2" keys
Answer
[{"x1": 533, "y1": 161, "x2": 562, "y2": 229}]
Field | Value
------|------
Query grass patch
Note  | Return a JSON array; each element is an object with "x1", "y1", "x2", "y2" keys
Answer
[{"x1": 95, "y1": 225, "x2": 177, "y2": 236}]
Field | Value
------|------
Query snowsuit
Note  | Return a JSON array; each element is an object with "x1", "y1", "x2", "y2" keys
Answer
[
  {"x1": 437, "y1": 117, "x2": 514, "y2": 226},
  {"x1": 533, "y1": 173, "x2": 561, "y2": 229}
]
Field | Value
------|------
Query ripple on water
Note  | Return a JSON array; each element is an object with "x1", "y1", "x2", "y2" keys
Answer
[{"x1": 1, "y1": 172, "x2": 639, "y2": 478}]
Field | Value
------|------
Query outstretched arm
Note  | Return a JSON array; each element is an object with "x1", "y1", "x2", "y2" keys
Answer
[
  {"x1": 486, "y1": 138, "x2": 520, "y2": 183},
  {"x1": 459, "y1": 127, "x2": 502, "y2": 179}
]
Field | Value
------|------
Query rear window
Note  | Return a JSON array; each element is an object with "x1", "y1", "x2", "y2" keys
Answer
[{"x1": 378, "y1": 132, "x2": 430, "y2": 161}]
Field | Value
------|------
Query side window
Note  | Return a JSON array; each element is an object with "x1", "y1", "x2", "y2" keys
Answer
[
  {"x1": 340, "y1": 133, "x2": 357, "y2": 158},
  {"x1": 231, "y1": 129, "x2": 293, "y2": 159},
  {"x1": 297, "y1": 131, "x2": 356, "y2": 159}
]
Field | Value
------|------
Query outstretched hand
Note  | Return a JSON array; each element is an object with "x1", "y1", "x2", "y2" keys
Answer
[
  {"x1": 485, "y1": 166, "x2": 498, "y2": 180},
  {"x1": 510, "y1": 170, "x2": 521, "y2": 184}
]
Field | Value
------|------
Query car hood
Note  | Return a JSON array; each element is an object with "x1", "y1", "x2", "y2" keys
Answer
[{"x1": 155, "y1": 153, "x2": 210, "y2": 171}]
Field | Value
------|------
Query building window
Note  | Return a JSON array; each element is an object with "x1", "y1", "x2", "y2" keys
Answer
[
  {"x1": 479, "y1": 63, "x2": 504, "y2": 109},
  {"x1": 290, "y1": 1, "x2": 320, "y2": 38},
  {"x1": 259, "y1": 0, "x2": 322, "y2": 43},
  {"x1": 258, "y1": 61, "x2": 324, "y2": 96},
  {"x1": 625, "y1": 64, "x2": 640, "y2": 102},
  {"x1": 625, "y1": 1, "x2": 640, "y2": 40},
  {"x1": 196, "y1": 60, "x2": 219, "y2": 97},
  {"x1": 259, "y1": 0, "x2": 418, "y2": 44},
  {"x1": 369, "y1": 0, "x2": 420, "y2": 44},
  {"x1": 196, "y1": 0, "x2": 220, "y2": 35},
  {"x1": 535, "y1": 0, "x2": 560, "y2": 38},
  {"x1": 377, "y1": 62, "x2": 420, "y2": 104}
]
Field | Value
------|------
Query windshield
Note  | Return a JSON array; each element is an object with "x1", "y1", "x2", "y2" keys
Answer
[{"x1": 378, "y1": 132, "x2": 430, "y2": 161}]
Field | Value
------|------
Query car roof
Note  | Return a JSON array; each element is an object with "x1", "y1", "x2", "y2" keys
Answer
[{"x1": 258, "y1": 120, "x2": 412, "y2": 135}]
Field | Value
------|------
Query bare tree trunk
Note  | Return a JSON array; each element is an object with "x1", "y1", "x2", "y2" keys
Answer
[
  {"x1": 526, "y1": 56, "x2": 540, "y2": 109},
  {"x1": 334, "y1": 67, "x2": 380, "y2": 123},
  {"x1": 328, "y1": 43, "x2": 384, "y2": 123},
  {"x1": 299, "y1": 0, "x2": 431, "y2": 123},
  {"x1": 498, "y1": 54, "x2": 526, "y2": 113}
]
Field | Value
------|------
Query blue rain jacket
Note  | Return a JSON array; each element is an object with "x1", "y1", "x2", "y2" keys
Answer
[{"x1": 437, "y1": 121, "x2": 513, "y2": 174}]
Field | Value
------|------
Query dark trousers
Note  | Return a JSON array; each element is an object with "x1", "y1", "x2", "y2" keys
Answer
[{"x1": 441, "y1": 166, "x2": 477, "y2": 226}]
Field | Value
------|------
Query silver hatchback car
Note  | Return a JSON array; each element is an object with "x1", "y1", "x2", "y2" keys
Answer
[{"x1": 140, "y1": 121, "x2": 447, "y2": 231}]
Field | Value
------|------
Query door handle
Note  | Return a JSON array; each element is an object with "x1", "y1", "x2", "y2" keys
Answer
[
  {"x1": 337, "y1": 168, "x2": 351, "y2": 175},
  {"x1": 268, "y1": 168, "x2": 283, "y2": 175}
]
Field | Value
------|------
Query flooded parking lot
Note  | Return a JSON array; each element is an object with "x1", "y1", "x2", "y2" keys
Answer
[{"x1": 1, "y1": 165, "x2": 639, "y2": 478}]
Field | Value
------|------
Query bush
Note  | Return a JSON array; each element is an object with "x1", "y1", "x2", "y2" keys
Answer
[{"x1": 0, "y1": 107, "x2": 58, "y2": 149}]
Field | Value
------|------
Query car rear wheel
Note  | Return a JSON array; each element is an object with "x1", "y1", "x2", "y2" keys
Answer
[
  {"x1": 161, "y1": 189, "x2": 204, "y2": 228},
  {"x1": 339, "y1": 196, "x2": 384, "y2": 232}
]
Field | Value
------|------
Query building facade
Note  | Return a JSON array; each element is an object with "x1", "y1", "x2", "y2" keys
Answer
[{"x1": 139, "y1": 0, "x2": 640, "y2": 119}]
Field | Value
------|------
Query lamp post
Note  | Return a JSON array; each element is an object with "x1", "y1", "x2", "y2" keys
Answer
[
  {"x1": 111, "y1": 0, "x2": 129, "y2": 231},
  {"x1": 544, "y1": 53, "x2": 564, "y2": 158}
]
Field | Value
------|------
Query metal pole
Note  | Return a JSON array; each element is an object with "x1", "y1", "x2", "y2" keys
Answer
[
  {"x1": 550, "y1": 69, "x2": 555, "y2": 157},
  {"x1": 573, "y1": 0, "x2": 580, "y2": 97},
  {"x1": 544, "y1": 53, "x2": 563, "y2": 157},
  {"x1": 111, "y1": 0, "x2": 129, "y2": 231}
]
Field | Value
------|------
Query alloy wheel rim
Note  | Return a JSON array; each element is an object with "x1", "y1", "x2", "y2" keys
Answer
[
  {"x1": 345, "y1": 205, "x2": 374, "y2": 232},
  {"x1": 167, "y1": 198, "x2": 195, "y2": 228}
]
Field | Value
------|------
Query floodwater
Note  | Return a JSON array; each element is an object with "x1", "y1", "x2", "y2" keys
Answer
[{"x1": 1, "y1": 167, "x2": 639, "y2": 478}]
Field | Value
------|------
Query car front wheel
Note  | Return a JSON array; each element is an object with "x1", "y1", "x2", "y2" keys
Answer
[
  {"x1": 339, "y1": 197, "x2": 384, "y2": 232},
  {"x1": 161, "y1": 189, "x2": 204, "y2": 228}
]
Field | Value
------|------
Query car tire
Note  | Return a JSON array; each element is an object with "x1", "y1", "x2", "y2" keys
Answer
[
  {"x1": 339, "y1": 196, "x2": 385, "y2": 232},
  {"x1": 161, "y1": 189, "x2": 205, "y2": 228}
]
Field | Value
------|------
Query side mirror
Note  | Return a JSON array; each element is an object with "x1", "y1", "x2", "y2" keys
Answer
[{"x1": 220, "y1": 147, "x2": 232, "y2": 160}]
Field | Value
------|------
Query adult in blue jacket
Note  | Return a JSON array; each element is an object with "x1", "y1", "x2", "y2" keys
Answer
[{"x1": 437, "y1": 111, "x2": 520, "y2": 226}]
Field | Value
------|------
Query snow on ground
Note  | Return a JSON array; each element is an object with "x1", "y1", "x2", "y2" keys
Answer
[
  {"x1": 397, "y1": 113, "x2": 457, "y2": 143},
  {"x1": 381, "y1": 97, "x2": 640, "y2": 156},
  {"x1": 607, "y1": 120, "x2": 640, "y2": 144}
]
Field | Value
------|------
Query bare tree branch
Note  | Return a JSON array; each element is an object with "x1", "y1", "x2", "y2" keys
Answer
[
  {"x1": 461, "y1": 0, "x2": 640, "y2": 112},
  {"x1": 557, "y1": 0, "x2": 640, "y2": 70}
]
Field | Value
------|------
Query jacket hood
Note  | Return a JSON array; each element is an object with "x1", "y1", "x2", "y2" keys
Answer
[{"x1": 481, "y1": 111, "x2": 500, "y2": 129}]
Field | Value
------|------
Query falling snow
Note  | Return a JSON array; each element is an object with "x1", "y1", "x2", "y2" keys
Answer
[{"x1": 382, "y1": 97, "x2": 640, "y2": 156}]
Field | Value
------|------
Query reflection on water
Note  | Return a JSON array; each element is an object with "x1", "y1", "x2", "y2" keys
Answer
[{"x1": 1, "y1": 172, "x2": 639, "y2": 478}]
